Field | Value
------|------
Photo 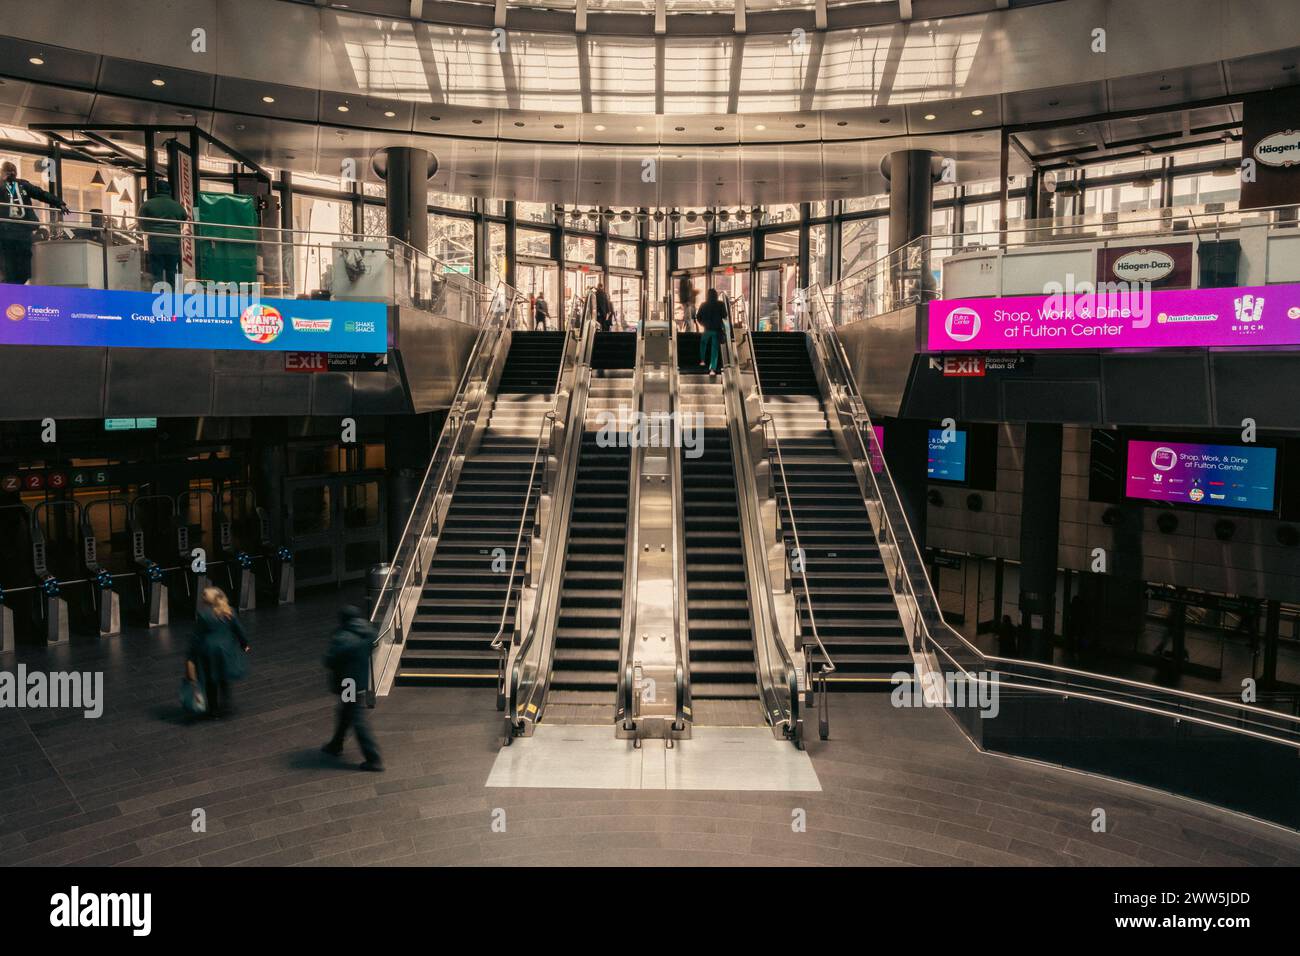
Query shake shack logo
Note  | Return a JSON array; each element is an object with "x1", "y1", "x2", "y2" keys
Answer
[
  {"x1": 1111, "y1": 249, "x2": 1175, "y2": 283},
  {"x1": 1253, "y1": 130, "x2": 1300, "y2": 168}
]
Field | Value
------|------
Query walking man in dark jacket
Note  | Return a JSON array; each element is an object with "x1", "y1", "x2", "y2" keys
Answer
[
  {"x1": 595, "y1": 281, "x2": 614, "y2": 331},
  {"x1": 322, "y1": 606, "x2": 384, "y2": 771},
  {"x1": 0, "y1": 161, "x2": 68, "y2": 285}
]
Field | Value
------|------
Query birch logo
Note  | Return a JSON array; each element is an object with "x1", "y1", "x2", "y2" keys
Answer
[
  {"x1": 1234, "y1": 294, "x2": 1265, "y2": 324},
  {"x1": 943, "y1": 307, "x2": 981, "y2": 342},
  {"x1": 50, "y1": 886, "x2": 151, "y2": 936}
]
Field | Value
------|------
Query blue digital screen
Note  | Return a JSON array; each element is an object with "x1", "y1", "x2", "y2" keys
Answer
[
  {"x1": 928, "y1": 429, "x2": 968, "y2": 482},
  {"x1": 1125, "y1": 440, "x2": 1278, "y2": 513},
  {"x1": 0, "y1": 283, "x2": 388, "y2": 353}
]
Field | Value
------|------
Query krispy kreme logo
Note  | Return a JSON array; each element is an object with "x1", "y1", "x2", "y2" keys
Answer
[{"x1": 239, "y1": 304, "x2": 284, "y2": 344}]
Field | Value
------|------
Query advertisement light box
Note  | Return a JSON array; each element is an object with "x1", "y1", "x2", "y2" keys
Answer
[
  {"x1": 1124, "y1": 440, "x2": 1278, "y2": 513},
  {"x1": 928, "y1": 429, "x2": 967, "y2": 482}
]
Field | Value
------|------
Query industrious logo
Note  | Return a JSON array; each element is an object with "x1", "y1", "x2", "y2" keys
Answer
[{"x1": 50, "y1": 886, "x2": 151, "y2": 937}]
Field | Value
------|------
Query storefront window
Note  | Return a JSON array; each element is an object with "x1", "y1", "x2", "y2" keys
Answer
[
  {"x1": 677, "y1": 241, "x2": 706, "y2": 269},
  {"x1": 430, "y1": 190, "x2": 473, "y2": 212},
  {"x1": 608, "y1": 240, "x2": 637, "y2": 270},
  {"x1": 517, "y1": 227, "x2": 552, "y2": 258},
  {"x1": 808, "y1": 223, "x2": 830, "y2": 286},
  {"x1": 718, "y1": 236, "x2": 751, "y2": 264},
  {"x1": 609, "y1": 214, "x2": 639, "y2": 238},
  {"x1": 761, "y1": 204, "x2": 800, "y2": 226},
  {"x1": 763, "y1": 228, "x2": 799, "y2": 260},
  {"x1": 564, "y1": 233, "x2": 597, "y2": 264},
  {"x1": 676, "y1": 210, "x2": 707, "y2": 238},
  {"x1": 517, "y1": 201, "x2": 554, "y2": 225},
  {"x1": 841, "y1": 216, "x2": 886, "y2": 277},
  {"x1": 362, "y1": 204, "x2": 386, "y2": 239},
  {"x1": 428, "y1": 213, "x2": 474, "y2": 274},
  {"x1": 843, "y1": 194, "x2": 888, "y2": 214},
  {"x1": 488, "y1": 222, "x2": 507, "y2": 290}
]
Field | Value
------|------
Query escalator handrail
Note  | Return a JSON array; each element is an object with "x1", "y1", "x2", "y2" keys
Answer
[
  {"x1": 368, "y1": 282, "x2": 523, "y2": 663},
  {"x1": 666, "y1": 323, "x2": 693, "y2": 729},
  {"x1": 616, "y1": 326, "x2": 649, "y2": 727},
  {"x1": 507, "y1": 315, "x2": 599, "y2": 731},
  {"x1": 721, "y1": 319, "x2": 801, "y2": 739},
  {"x1": 746, "y1": 326, "x2": 835, "y2": 680},
  {"x1": 803, "y1": 283, "x2": 1300, "y2": 741}
]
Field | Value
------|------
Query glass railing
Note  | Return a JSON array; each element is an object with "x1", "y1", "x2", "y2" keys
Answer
[
  {"x1": 0, "y1": 206, "x2": 497, "y2": 326},
  {"x1": 827, "y1": 201, "x2": 1300, "y2": 329},
  {"x1": 804, "y1": 283, "x2": 1300, "y2": 828}
]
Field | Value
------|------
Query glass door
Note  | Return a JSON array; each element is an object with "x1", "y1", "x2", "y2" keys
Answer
[
  {"x1": 285, "y1": 474, "x2": 386, "y2": 587},
  {"x1": 608, "y1": 273, "x2": 642, "y2": 330},
  {"x1": 515, "y1": 260, "x2": 559, "y2": 330},
  {"x1": 756, "y1": 259, "x2": 799, "y2": 331},
  {"x1": 563, "y1": 265, "x2": 600, "y2": 330},
  {"x1": 711, "y1": 268, "x2": 751, "y2": 329},
  {"x1": 671, "y1": 269, "x2": 707, "y2": 331}
]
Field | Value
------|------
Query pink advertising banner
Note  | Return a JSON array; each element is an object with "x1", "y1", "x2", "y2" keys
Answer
[{"x1": 927, "y1": 283, "x2": 1300, "y2": 352}]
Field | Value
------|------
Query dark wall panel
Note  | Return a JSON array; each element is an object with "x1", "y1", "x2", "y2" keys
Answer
[{"x1": 1102, "y1": 354, "x2": 1209, "y2": 426}]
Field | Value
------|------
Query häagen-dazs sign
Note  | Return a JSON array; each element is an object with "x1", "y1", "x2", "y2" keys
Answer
[
  {"x1": 1254, "y1": 129, "x2": 1300, "y2": 168},
  {"x1": 1111, "y1": 249, "x2": 1176, "y2": 283}
]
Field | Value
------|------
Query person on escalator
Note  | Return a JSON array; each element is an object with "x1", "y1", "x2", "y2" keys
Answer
[
  {"x1": 186, "y1": 587, "x2": 251, "y2": 720},
  {"x1": 696, "y1": 287, "x2": 727, "y2": 376},
  {"x1": 322, "y1": 605, "x2": 383, "y2": 771}
]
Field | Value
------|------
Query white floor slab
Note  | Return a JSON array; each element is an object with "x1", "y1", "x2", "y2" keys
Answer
[{"x1": 485, "y1": 724, "x2": 821, "y2": 792}]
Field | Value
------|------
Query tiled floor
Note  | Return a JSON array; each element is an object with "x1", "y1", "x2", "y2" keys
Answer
[{"x1": 3, "y1": 589, "x2": 1300, "y2": 867}]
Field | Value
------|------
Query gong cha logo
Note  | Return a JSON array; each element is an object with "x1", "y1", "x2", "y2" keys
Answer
[{"x1": 239, "y1": 303, "x2": 284, "y2": 344}]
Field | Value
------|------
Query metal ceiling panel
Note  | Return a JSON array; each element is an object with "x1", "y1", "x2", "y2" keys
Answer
[
  {"x1": 1224, "y1": 48, "x2": 1300, "y2": 94},
  {"x1": 0, "y1": 80, "x2": 96, "y2": 126},
  {"x1": 0, "y1": 37, "x2": 101, "y2": 91},
  {"x1": 98, "y1": 57, "x2": 217, "y2": 110},
  {"x1": 1106, "y1": 63, "x2": 1228, "y2": 115},
  {"x1": 214, "y1": 76, "x2": 322, "y2": 123},
  {"x1": 1001, "y1": 81, "x2": 1108, "y2": 126}
]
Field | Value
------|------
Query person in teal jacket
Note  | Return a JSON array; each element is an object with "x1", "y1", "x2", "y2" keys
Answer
[
  {"x1": 186, "y1": 587, "x2": 251, "y2": 719},
  {"x1": 137, "y1": 181, "x2": 188, "y2": 285}
]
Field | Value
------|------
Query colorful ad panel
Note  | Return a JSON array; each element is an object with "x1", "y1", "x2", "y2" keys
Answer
[
  {"x1": 928, "y1": 429, "x2": 967, "y2": 482},
  {"x1": 928, "y1": 282, "x2": 1300, "y2": 352},
  {"x1": 0, "y1": 283, "x2": 388, "y2": 353},
  {"x1": 1124, "y1": 440, "x2": 1278, "y2": 513}
]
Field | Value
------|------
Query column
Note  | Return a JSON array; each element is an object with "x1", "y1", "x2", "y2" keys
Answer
[
  {"x1": 880, "y1": 149, "x2": 937, "y2": 303},
  {"x1": 1018, "y1": 422, "x2": 1062, "y2": 662},
  {"x1": 373, "y1": 146, "x2": 437, "y2": 252}
]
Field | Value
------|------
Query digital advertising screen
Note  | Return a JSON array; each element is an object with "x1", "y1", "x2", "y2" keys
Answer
[
  {"x1": 0, "y1": 283, "x2": 388, "y2": 353},
  {"x1": 928, "y1": 282, "x2": 1300, "y2": 352},
  {"x1": 928, "y1": 429, "x2": 968, "y2": 482},
  {"x1": 1124, "y1": 440, "x2": 1279, "y2": 513}
]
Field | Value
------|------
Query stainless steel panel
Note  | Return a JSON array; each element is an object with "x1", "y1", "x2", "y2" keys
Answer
[
  {"x1": 105, "y1": 349, "x2": 215, "y2": 417},
  {"x1": 393, "y1": 305, "x2": 481, "y2": 412},
  {"x1": 0, "y1": 346, "x2": 105, "y2": 421}
]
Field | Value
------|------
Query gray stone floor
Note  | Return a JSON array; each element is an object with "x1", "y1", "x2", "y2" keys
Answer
[{"x1": 3, "y1": 590, "x2": 1300, "y2": 867}]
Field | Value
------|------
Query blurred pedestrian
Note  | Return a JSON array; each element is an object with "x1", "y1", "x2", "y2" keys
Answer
[
  {"x1": 322, "y1": 605, "x2": 383, "y2": 772},
  {"x1": 186, "y1": 587, "x2": 250, "y2": 719}
]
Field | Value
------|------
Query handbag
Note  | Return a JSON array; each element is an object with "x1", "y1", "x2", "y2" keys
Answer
[{"x1": 180, "y1": 678, "x2": 207, "y2": 716}]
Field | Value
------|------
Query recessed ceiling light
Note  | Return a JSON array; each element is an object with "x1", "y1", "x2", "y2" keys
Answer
[
  {"x1": 1282, "y1": 63, "x2": 1297, "y2": 71},
  {"x1": 714, "y1": 125, "x2": 725, "y2": 131},
  {"x1": 514, "y1": 121, "x2": 525, "y2": 127},
  {"x1": 337, "y1": 104, "x2": 349, "y2": 113},
  {"x1": 794, "y1": 122, "x2": 805, "y2": 129},
  {"x1": 28, "y1": 56, "x2": 44, "y2": 65},
  {"x1": 553, "y1": 123, "x2": 564, "y2": 129},
  {"x1": 674, "y1": 126, "x2": 685, "y2": 132},
  {"x1": 836, "y1": 120, "x2": 848, "y2": 127},
  {"x1": 430, "y1": 115, "x2": 441, "y2": 122},
  {"x1": 594, "y1": 124, "x2": 606, "y2": 131},
  {"x1": 471, "y1": 118, "x2": 483, "y2": 124},
  {"x1": 384, "y1": 110, "x2": 396, "y2": 117},
  {"x1": 151, "y1": 78, "x2": 166, "y2": 87},
  {"x1": 262, "y1": 95, "x2": 275, "y2": 104},
  {"x1": 971, "y1": 108, "x2": 984, "y2": 116},
  {"x1": 1047, "y1": 99, "x2": 1061, "y2": 107},
  {"x1": 924, "y1": 113, "x2": 937, "y2": 121},
  {"x1": 879, "y1": 117, "x2": 891, "y2": 124},
  {"x1": 755, "y1": 124, "x2": 766, "y2": 131},
  {"x1": 634, "y1": 125, "x2": 644, "y2": 132},
  {"x1": 1158, "y1": 84, "x2": 1172, "y2": 92}
]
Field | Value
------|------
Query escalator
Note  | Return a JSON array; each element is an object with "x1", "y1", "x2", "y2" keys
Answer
[
  {"x1": 676, "y1": 333, "x2": 759, "y2": 715},
  {"x1": 396, "y1": 331, "x2": 566, "y2": 687},
  {"x1": 544, "y1": 332, "x2": 635, "y2": 722},
  {"x1": 750, "y1": 332, "x2": 913, "y2": 692}
]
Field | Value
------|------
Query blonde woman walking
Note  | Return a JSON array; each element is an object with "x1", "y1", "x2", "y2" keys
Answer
[{"x1": 186, "y1": 587, "x2": 251, "y2": 719}]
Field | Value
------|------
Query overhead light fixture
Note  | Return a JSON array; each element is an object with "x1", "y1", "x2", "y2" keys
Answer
[
  {"x1": 28, "y1": 56, "x2": 44, "y2": 65},
  {"x1": 620, "y1": 210, "x2": 631, "y2": 221},
  {"x1": 119, "y1": 188, "x2": 133, "y2": 205},
  {"x1": 1132, "y1": 173, "x2": 1156, "y2": 189},
  {"x1": 337, "y1": 104, "x2": 350, "y2": 113},
  {"x1": 754, "y1": 124, "x2": 766, "y2": 131},
  {"x1": 718, "y1": 209, "x2": 730, "y2": 222},
  {"x1": 384, "y1": 110, "x2": 396, "y2": 118},
  {"x1": 594, "y1": 124, "x2": 606, "y2": 131},
  {"x1": 105, "y1": 180, "x2": 119, "y2": 196},
  {"x1": 90, "y1": 169, "x2": 105, "y2": 186},
  {"x1": 151, "y1": 78, "x2": 166, "y2": 87},
  {"x1": 971, "y1": 108, "x2": 984, "y2": 116},
  {"x1": 262, "y1": 95, "x2": 275, "y2": 103},
  {"x1": 924, "y1": 113, "x2": 937, "y2": 121}
]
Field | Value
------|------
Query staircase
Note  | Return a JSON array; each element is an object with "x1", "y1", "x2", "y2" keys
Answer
[
  {"x1": 544, "y1": 337, "x2": 635, "y2": 722},
  {"x1": 677, "y1": 337, "x2": 760, "y2": 713},
  {"x1": 750, "y1": 333, "x2": 913, "y2": 692},
  {"x1": 396, "y1": 332, "x2": 564, "y2": 687}
]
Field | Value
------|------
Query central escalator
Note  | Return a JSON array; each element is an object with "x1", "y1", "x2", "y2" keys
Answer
[
  {"x1": 544, "y1": 331, "x2": 636, "y2": 722},
  {"x1": 676, "y1": 334, "x2": 760, "y2": 719},
  {"x1": 750, "y1": 332, "x2": 913, "y2": 691},
  {"x1": 397, "y1": 331, "x2": 566, "y2": 687}
]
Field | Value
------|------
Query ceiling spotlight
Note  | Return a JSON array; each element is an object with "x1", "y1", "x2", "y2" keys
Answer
[
  {"x1": 635, "y1": 125, "x2": 644, "y2": 132},
  {"x1": 653, "y1": 210, "x2": 664, "y2": 222},
  {"x1": 89, "y1": 170, "x2": 105, "y2": 186},
  {"x1": 384, "y1": 110, "x2": 396, "y2": 118},
  {"x1": 970, "y1": 108, "x2": 984, "y2": 116},
  {"x1": 262, "y1": 95, "x2": 276, "y2": 103},
  {"x1": 718, "y1": 209, "x2": 730, "y2": 222},
  {"x1": 337, "y1": 104, "x2": 350, "y2": 113},
  {"x1": 795, "y1": 123, "x2": 806, "y2": 129},
  {"x1": 669, "y1": 210, "x2": 681, "y2": 221},
  {"x1": 685, "y1": 211, "x2": 697, "y2": 223},
  {"x1": 620, "y1": 210, "x2": 631, "y2": 221},
  {"x1": 674, "y1": 126, "x2": 685, "y2": 132},
  {"x1": 736, "y1": 209, "x2": 747, "y2": 222},
  {"x1": 28, "y1": 56, "x2": 44, "y2": 65},
  {"x1": 554, "y1": 123, "x2": 564, "y2": 129},
  {"x1": 594, "y1": 123, "x2": 606, "y2": 131},
  {"x1": 702, "y1": 210, "x2": 714, "y2": 222},
  {"x1": 513, "y1": 121, "x2": 525, "y2": 127},
  {"x1": 924, "y1": 113, "x2": 937, "y2": 121},
  {"x1": 755, "y1": 124, "x2": 766, "y2": 131},
  {"x1": 836, "y1": 120, "x2": 848, "y2": 127},
  {"x1": 151, "y1": 78, "x2": 166, "y2": 87}
]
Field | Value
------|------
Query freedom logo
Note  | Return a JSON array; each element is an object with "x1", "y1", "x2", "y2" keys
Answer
[
  {"x1": 944, "y1": 307, "x2": 981, "y2": 343},
  {"x1": 239, "y1": 303, "x2": 284, "y2": 344},
  {"x1": 5, "y1": 303, "x2": 23, "y2": 321}
]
